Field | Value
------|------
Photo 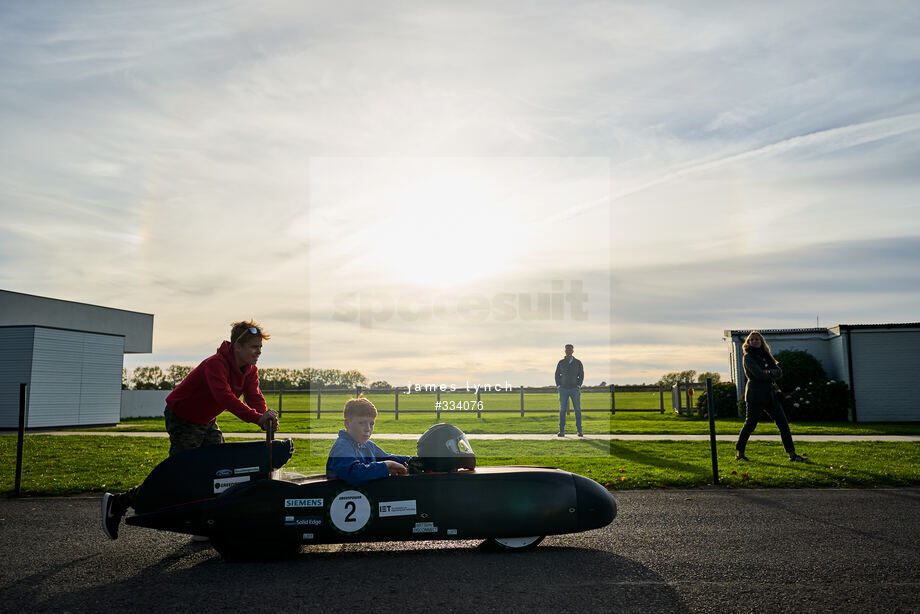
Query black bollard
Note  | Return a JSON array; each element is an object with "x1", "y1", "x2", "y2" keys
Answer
[
  {"x1": 707, "y1": 378, "x2": 719, "y2": 485},
  {"x1": 14, "y1": 383, "x2": 27, "y2": 497}
]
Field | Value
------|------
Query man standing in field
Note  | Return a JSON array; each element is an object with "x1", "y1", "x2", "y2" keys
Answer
[
  {"x1": 555, "y1": 343, "x2": 584, "y2": 437},
  {"x1": 102, "y1": 319, "x2": 279, "y2": 540}
]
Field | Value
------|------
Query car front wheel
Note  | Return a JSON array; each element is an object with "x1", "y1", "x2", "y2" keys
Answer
[{"x1": 484, "y1": 535, "x2": 545, "y2": 551}]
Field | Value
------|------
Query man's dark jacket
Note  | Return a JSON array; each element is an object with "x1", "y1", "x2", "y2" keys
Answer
[{"x1": 555, "y1": 357, "x2": 584, "y2": 388}]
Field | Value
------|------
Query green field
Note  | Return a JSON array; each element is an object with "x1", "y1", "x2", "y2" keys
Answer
[
  {"x1": 2, "y1": 435, "x2": 919, "y2": 496},
  {"x1": 270, "y1": 390, "x2": 631, "y2": 414},
  {"x1": 100, "y1": 389, "x2": 920, "y2": 436},
  {"x1": 8, "y1": 389, "x2": 917, "y2": 496}
]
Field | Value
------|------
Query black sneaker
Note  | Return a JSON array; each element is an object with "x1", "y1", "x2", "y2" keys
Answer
[
  {"x1": 735, "y1": 454, "x2": 750, "y2": 462},
  {"x1": 789, "y1": 454, "x2": 811, "y2": 463},
  {"x1": 102, "y1": 492, "x2": 128, "y2": 540},
  {"x1": 556, "y1": 432, "x2": 565, "y2": 437},
  {"x1": 577, "y1": 431, "x2": 584, "y2": 437}
]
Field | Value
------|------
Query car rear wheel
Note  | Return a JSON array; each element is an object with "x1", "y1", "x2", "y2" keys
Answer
[{"x1": 485, "y1": 535, "x2": 545, "y2": 551}]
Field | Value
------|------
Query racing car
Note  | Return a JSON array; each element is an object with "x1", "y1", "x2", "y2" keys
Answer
[{"x1": 125, "y1": 424, "x2": 617, "y2": 560}]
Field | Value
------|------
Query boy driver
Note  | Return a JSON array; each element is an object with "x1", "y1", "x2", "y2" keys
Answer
[{"x1": 326, "y1": 397, "x2": 409, "y2": 485}]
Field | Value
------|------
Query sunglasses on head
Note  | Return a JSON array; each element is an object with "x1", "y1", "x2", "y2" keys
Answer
[{"x1": 234, "y1": 326, "x2": 259, "y2": 344}]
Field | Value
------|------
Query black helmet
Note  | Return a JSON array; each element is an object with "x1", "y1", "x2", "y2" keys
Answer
[{"x1": 416, "y1": 423, "x2": 476, "y2": 472}]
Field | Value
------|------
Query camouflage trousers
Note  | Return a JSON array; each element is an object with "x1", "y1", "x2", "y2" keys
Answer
[{"x1": 164, "y1": 406, "x2": 225, "y2": 457}]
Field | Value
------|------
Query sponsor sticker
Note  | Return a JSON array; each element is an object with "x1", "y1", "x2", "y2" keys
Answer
[
  {"x1": 285, "y1": 498, "x2": 324, "y2": 508},
  {"x1": 234, "y1": 466, "x2": 260, "y2": 475},
  {"x1": 412, "y1": 521, "x2": 437, "y2": 534},
  {"x1": 302, "y1": 533, "x2": 314, "y2": 540},
  {"x1": 330, "y1": 490, "x2": 372, "y2": 533},
  {"x1": 379, "y1": 499, "x2": 417, "y2": 518},
  {"x1": 284, "y1": 515, "x2": 323, "y2": 527},
  {"x1": 446, "y1": 529, "x2": 458, "y2": 536},
  {"x1": 215, "y1": 469, "x2": 233, "y2": 478},
  {"x1": 213, "y1": 475, "x2": 250, "y2": 494}
]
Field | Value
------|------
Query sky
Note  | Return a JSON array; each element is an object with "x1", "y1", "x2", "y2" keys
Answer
[{"x1": 1, "y1": 1, "x2": 919, "y2": 386}]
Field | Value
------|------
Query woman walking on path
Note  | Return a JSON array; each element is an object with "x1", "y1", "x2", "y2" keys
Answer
[{"x1": 735, "y1": 331, "x2": 809, "y2": 463}]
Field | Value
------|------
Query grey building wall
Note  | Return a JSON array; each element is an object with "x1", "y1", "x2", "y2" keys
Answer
[
  {"x1": 1, "y1": 290, "x2": 153, "y2": 428},
  {"x1": 767, "y1": 335, "x2": 839, "y2": 378},
  {"x1": 827, "y1": 335, "x2": 848, "y2": 386},
  {"x1": 0, "y1": 290, "x2": 153, "y2": 352},
  {"x1": 848, "y1": 328, "x2": 920, "y2": 422},
  {"x1": 0, "y1": 326, "x2": 124, "y2": 428},
  {"x1": 0, "y1": 328, "x2": 34, "y2": 425}
]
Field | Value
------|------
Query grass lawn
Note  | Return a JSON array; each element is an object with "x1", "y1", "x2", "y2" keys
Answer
[
  {"x1": 100, "y1": 393, "x2": 920, "y2": 437},
  {"x1": 2, "y1": 434, "x2": 918, "y2": 496}
]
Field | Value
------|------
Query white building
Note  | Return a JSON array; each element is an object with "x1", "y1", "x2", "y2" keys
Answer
[
  {"x1": 724, "y1": 323, "x2": 920, "y2": 422},
  {"x1": 0, "y1": 289, "x2": 153, "y2": 428}
]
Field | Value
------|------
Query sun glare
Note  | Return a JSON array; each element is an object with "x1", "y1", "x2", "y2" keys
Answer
[{"x1": 360, "y1": 174, "x2": 516, "y2": 288}]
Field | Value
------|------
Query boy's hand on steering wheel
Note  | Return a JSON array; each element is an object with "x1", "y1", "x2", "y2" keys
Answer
[{"x1": 384, "y1": 460, "x2": 408, "y2": 476}]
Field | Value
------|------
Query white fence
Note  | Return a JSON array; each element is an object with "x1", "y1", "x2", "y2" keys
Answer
[{"x1": 120, "y1": 390, "x2": 171, "y2": 418}]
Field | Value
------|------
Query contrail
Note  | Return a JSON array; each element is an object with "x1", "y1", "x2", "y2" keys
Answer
[{"x1": 539, "y1": 111, "x2": 920, "y2": 226}]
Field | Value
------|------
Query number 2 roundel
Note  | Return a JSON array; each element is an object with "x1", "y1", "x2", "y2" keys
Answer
[{"x1": 330, "y1": 490, "x2": 372, "y2": 533}]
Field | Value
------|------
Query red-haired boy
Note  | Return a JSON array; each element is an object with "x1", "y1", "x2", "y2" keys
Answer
[{"x1": 326, "y1": 397, "x2": 408, "y2": 485}]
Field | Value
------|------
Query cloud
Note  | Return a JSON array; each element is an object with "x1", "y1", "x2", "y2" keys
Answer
[
  {"x1": 609, "y1": 235, "x2": 920, "y2": 338},
  {"x1": 4, "y1": 2, "x2": 920, "y2": 385}
]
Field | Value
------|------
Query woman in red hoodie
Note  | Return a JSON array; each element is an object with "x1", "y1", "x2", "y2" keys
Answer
[
  {"x1": 103, "y1": 320, "x2": 279, "y2": 540},
  {"x1": 163, "y1": 320, "x2": 278, "y2": 455}
]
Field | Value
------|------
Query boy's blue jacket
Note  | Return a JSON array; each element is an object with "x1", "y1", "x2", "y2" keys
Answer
[{"x1": 326, "y1": 430, "x2": 409, "y2": 486}]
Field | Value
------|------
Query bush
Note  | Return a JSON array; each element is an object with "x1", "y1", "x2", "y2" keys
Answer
[
  {"x1": 772, "y1": 350, "x2": 826, "y2": 394},
  {"x1": 779, "y1": 379, "x2": 851, "y2": 421},
  {"x1": 756, "y1": 349, "x2": 850, "y2": 421},
  {"x1": 695, "y1": 382, "x2": 739, "y2": 418}
]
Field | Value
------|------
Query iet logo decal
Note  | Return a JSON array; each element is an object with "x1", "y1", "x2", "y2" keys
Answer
[{"x1": 379, "y1": 500, "x2": 417, "y2": 517}]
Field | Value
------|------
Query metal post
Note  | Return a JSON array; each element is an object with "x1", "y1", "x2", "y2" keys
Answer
[
  {"x1": 437, "y1": 390, "x2": 441, "y2": 421},
  {"x1": 520, "y1": 386, "x2": 525, "y2": 418},
  {"x1": 14, "y1": 383, "x2": 27, "y2": 497},
  {"x1": 659, "y1": 383, "x2": 664, "y2": 413},
  {"x1": 395, "y1": 389, "x2": 399, "y2": 421},
  {"x1": 266, "y1": 415, "x2": 274, "y2": 479},
  {"x1": 610, "y1": 384, "x2": 616, "y2": 415},
  {"x1": 707, "y1": 378, "x2": 719, "y2": 485},
  {"x1": 317, "y1": 390, "x2": 322, "y2": 419},
  {"x1": 476, "y1": 390, "x2": 481, "y2": 418},
  {"x1": 277, "y1": 389, "x2": 284, "y2": 418}
]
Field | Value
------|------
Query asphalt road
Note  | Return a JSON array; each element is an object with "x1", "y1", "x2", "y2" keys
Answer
[{"x1": 1, "y1": 488, "x2": 918, "y2": 613}]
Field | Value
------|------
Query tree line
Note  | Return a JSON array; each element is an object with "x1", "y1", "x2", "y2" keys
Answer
[
  {"x1": 123, "y1": 366, "x2": 382, "y2": 390},
  {"x1": 123, "y1": 366, "x2": 724, "y2": 391},
  {"x1": 656, "y1": 370, "x2": 721, "y2": 387}
]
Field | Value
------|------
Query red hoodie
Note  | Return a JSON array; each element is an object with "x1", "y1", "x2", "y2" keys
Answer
[{"x1": 165, "y1": 341, "x2": 267, "y2": 425}]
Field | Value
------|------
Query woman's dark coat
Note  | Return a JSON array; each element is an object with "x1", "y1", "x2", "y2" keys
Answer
[{"x1": 743, "y1": 350, "x2": 782, "y2": 409}]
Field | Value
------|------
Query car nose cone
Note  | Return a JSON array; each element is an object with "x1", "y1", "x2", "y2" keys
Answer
[{"x1": 573, "y1": 473, "x2": 617, "y2": 530}]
